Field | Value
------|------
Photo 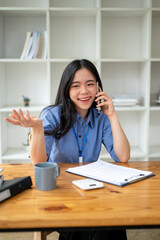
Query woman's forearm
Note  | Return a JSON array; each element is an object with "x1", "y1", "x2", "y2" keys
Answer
[
  {"x1": 29, "y1": 122, "x2": 48, "y2": 165},
  {"x1": 109, "y1": 112, "x2": 130, "y2": 162}
]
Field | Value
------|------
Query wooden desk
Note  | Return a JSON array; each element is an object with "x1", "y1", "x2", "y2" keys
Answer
[{"x1": 0, "y1": 161, "x2": 160, "y2": 231}]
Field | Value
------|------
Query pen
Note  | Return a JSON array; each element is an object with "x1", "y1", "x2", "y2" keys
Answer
[{"x1": 0, "y1": 175, "x2": 4, "y2": 187}]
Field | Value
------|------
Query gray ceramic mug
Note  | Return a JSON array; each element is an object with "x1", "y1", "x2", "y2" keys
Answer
[{"x1": 34, "y1": 162, "x2": 60, "y2": 191}]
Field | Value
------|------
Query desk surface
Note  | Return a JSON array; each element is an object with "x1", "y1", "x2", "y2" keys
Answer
[{"x1": 0, "y1": 161, "x2": 160, "y2": 231}]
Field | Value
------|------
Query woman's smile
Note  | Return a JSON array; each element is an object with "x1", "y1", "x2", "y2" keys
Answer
[{"x1": 78, "y1": 96, "x2": 91, "y2": 102}]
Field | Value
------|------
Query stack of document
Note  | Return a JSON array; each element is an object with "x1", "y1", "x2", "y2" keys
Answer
[
  {"x1": 112, "y1": 95, "x2": 139, "y2": 107},
  {"x1": 66, "y1": 160, "x2": 154, "y2": 187}
]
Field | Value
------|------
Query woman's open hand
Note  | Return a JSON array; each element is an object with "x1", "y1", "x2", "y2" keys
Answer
[{"x1": 4, "y1": 109, "x2": 42, "y2": 129}]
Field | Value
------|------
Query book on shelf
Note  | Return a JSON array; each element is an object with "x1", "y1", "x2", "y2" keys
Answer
[
  {"x1": 37, "y1": 31, "x2": 47, "y2": 59},
  {"x1": 0, "y1": 176, "x2": 32, "y2": 203},
  {"x1": 20, "y1": 32, "x2": 32, "y2": 59},
  {"x1": 35, "y1": 32, "x2": 42, "y2": 58},
  {"x1": 23, "y1": 33, "x2": 33, "y2": 59},
  {"x1": 112, "y1": 94, "x2": 139, "y2": 107},
  {"x1": 27, "y1": 31, "x2": 39, "y2": 59},
  {"x1": 20, "y1": 31, "x2": 47, "y2": 59}
]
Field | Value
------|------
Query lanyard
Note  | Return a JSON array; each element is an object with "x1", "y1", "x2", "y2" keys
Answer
[{"x1": 72, "y1": 125, "x2": 89, "y2": 163}]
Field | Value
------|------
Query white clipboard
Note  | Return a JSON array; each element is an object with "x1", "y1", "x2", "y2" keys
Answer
[{"x1": 66, "y1": 160, "x2": 155, "y2": 187}]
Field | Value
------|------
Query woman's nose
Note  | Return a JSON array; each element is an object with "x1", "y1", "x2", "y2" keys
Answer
[{"x1": 80, "y1": 85, "x2": 88, "y2": 94}]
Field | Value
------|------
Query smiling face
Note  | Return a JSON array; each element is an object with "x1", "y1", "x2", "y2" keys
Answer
[{"x1": 69, "y1": 67, "x2": 97, "y2": 120}]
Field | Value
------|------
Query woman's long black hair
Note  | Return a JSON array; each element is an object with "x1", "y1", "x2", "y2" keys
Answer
[{"x1": 44, "y1": 59, "x2": 103, "y2": 139}]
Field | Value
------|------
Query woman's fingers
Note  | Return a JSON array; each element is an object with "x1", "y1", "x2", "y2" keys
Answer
[
  {"x1": 18, "y1": 108, "x2": 27, "y2": 122},
  {"x1": 4, "y1": 117, "x2": 21, "y2": 126},
  {"x1": 95, "y1": 92, "x2": 112, "y2": 104},
  {"x1": 5, "y1": 109, "x2": 42, "y2": 128},
  {"x1": 11, "y1": 109, "x2": 21, "y2": 121},
  {"x1": 25, "y1": 110, "x2": 31, "y2": 122},
  {"x1": 4, "y1": 109, "x2": 32, "y2": 127},
  {"x1": 95, "y1": 91, "x2": 115, "y2": 116}
]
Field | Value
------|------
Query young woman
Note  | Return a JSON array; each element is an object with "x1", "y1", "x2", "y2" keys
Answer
[
  {"x1": 5, "y1": 59, "x2": 130, "y2": 240},
  {"x1": 5, "y1": 59, "x2": 130, "y2": 164}
]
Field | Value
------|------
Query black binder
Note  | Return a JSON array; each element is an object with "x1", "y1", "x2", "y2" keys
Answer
[{"x1": 0, "y1": 176, "x2": 32, "y2": 203}]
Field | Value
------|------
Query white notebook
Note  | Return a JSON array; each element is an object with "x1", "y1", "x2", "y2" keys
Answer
[{"x1": 66, "y1": 160, "x2": 154, "y2": 187}]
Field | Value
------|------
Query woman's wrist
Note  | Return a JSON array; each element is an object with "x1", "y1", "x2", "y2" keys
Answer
[
  {"x1": 108, "y1": 111, "x2": 118, "y2": 122},
  {"x1": 31, "y1": 120, "x2": 44, "y2": 133}
]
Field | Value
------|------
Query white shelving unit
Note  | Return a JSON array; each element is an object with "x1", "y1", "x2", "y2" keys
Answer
[{"x1": 0, "y1": 0, "x2": 160, "y2": 163}]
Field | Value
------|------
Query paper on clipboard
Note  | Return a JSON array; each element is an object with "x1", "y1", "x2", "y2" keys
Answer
[
  {"x1": 66, "y1": 160, "x2": 154, "y2": 187},
  {"x1": 0, "y1": 168, "x2": 3, "y2": 173}
]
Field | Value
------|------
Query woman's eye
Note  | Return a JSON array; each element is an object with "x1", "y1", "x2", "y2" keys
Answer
[
  {"x1": 73, "y1": 85, "x2": 79, "y2": 88},
  {"x1": 88, "y1": 84, "x2": 94, "y2": 87}
]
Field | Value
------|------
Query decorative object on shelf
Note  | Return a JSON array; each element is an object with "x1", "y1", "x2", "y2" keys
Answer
[{"x1": 22, "y1": 95, "x2": 30, "y2": 106}]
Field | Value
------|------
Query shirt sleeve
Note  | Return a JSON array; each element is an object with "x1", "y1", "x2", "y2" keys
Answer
[
  {"x1": 102, "y1": 115, "x2": 120, "y2": 162},
  {"x1": 40, "y1": 106, "x2": 60, "y2": 159}
]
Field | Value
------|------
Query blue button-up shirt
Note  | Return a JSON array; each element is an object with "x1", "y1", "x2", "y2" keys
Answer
[{"x1": 40, "y1": 105, "x2": 119, "y2": 163}]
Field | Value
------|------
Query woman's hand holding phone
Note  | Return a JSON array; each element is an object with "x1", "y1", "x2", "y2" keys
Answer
[{"x1": 95, "y1": 85, "x2": 115, "y2": 118}]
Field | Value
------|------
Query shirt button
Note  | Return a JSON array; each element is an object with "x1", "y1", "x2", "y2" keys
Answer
[{"x1": 79, "y1": 135, "x2": 81, "y2": 138}]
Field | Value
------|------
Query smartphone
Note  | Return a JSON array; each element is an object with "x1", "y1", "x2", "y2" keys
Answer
[
  {"x1": 72, "y1": 179, "x2": 104, "y2": 190},
  {"x1": 96, "y1": 82, "x2": 101, "y2": 113}
]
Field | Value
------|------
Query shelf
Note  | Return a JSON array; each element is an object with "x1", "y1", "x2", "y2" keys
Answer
[
  {"x1": 0, "y1": 8, "x2": 47, "y2": 17},
  {"x1": 149, "y1": 146, "x2": 160, "y2": 158},
  {"x1": 0, "y1": 105, "x2": 147, "y2": 113},
  {"x1": 149, "y1": 111, "x2": 160, "y2": 154},
  {"x1": 130, "y1": 146, "x2": 146, "y2": 158},
  {"x1": 2, "y1": 148, "x2": 30, "y2": 161},
  {"x1": 50, "y1": 58, "x2": 77, "y2": 63},
  {"x1": 101, "y1": 0, "x2": 150, "y2": 8},
  {"x1": 0, "y1": 63, "x2": 49, "y2": 107},
  {"x1": 150, "y1": 62, "x2": 160, "y2": 103},
  {"x1": 115, "y1": 106, "x2": 146, "y2": 111},
  {"x1": 0, "y1": 59, "x2": 48, "y2": 62},
  {"x1": 0, "y1": 0, "x2": 151, "y2": 9},
  {"x1": 101, "y1": 62, "x2": 148, "y2": 107},
  {"x1": 101, "y1": 11, "x2": 149, "y2": 59},
  {"x1": 50, "y1": 8, "x2": 98, "y2": 17},
  {"x1": 152, "y1": 9, "x2": 160, "y2": 17},
  {"x1": 101, "y1": 58, "x2": 148, "y2": 62},
  {"x1": 152, "y1": 0, "x2": 160, "y2": 8},
  {"x1": 101, "y1": 9, "x2": 149, "y2": 17},
  {"x1": 151, "y1": 58, "x2": 160, "y2": 62},
  {"x1": 100, "y1": 146, "x2": 146, "y2": 160},
  {"x1": 0, "y1": 0, "x2": 48, "y2": 8},
  {"x1": 50, "y1": 12, "x2": 97, "y2": 59},
  {"x1": 151, "y1": 12, "x2": 160, "y2": 58},
  {"x1": 0, "y1": 105, "x2": 45, "y2": 112},
  {"x1": 0, "y1": 14, "x2": 47, "y2": 59},
  {"x1": 150, "y1": 106, "x2": 160, "y2": 111},
  {"x1": 50, "y1": 0, "x2": 97, "y2": 8},
  {"x1": 0, "y1": 2, "x2": 158, "y2": 163}
]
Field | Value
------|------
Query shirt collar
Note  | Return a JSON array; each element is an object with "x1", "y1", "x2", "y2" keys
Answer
[{"x1": 76, "y1": 108, "x2": 94, "y2": 128}]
